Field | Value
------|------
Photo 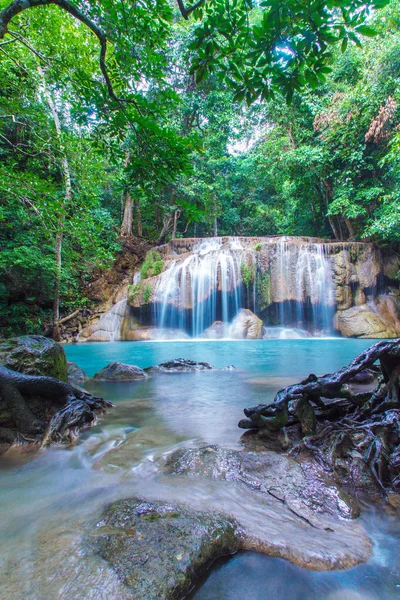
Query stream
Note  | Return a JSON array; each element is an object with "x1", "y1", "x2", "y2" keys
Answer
[{"x1": 1, "y1": 339, "x2": 400, "y2": 599}]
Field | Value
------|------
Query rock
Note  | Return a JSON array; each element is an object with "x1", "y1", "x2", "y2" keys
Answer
[
  {"x1": 146, "y1": 358, "x2": 216, "y2": 373},
  {"x1": 335, "y1": 301, "x2": 400, "y2": 338},
  {"x1": 79, "y1": 299, "x2": 132, "y2": 342},
  {"x1": 93, "y1": 498, "x2": 239, "y2": 600},
  {"x1": 0, "y1": 335, "x2": 68, "y2": 382},
  {"x1": 158, "y1": 444, "x2": 371, "y2": 570},
  {"x1": 229, "y1": 309, "x2": 263, "y2": 339},
  {"x1": 67, "y1": 361, "x2": 87, "y2": 382},
  {"x1": 163, "y1": 445, "x2": 359, "y2": 520},
  {"x1": 386, "y1": 493, "x2": 400, "y2": 512},
  {"x1": 93, "y1": 362, "x2": 148, "y2": 381},
  {"x1": 202, "y1": 321, "x2": 226, "y2": 339}
]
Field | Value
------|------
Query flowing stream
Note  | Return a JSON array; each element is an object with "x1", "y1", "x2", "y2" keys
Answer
[{"x1": 1, "y1": 340, "x2": 400, "y2": 599}]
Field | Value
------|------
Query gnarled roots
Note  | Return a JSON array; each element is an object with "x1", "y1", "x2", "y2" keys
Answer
[
  {"x1": 239, "y1": 340, "x2": 400, "y2": 494},
  {"x1": 0, "y1": 365, "x2": 112, "y2": 447}
]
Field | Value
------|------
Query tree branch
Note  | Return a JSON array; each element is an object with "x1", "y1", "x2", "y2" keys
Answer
[
  {"x1": 0, "y1": 0, "x2": 137, "y2": 108},
  {"x1": 176, "y1": 0, "x2": 205, "y2": 20}
]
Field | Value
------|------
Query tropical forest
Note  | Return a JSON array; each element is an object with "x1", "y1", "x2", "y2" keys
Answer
[{"x1": 1, "y1": 0, "x2": 400, "y2": 598}]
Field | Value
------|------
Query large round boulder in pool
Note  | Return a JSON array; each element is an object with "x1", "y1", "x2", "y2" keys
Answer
[{"x1": 93, "y1": 362, "x2": 148, "y2": 381}]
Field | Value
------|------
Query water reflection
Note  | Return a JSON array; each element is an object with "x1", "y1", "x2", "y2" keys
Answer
[{"x1": 190, "y1": 511, "x2": 400, "y2": 600}]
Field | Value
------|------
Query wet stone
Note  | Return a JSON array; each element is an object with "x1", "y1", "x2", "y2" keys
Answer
[
  {"x1": 93, "y1": 498, "x2": 239, "y2": 600},
  {"x1": 93, "y1": 362, "x2": 148, "y2": 381},
  {"x1": 67, "y1": 361, "x2": 87, "y2": 382},
  {"x1": 146, "y1": 358, "x2": 234, "y2": 373}
]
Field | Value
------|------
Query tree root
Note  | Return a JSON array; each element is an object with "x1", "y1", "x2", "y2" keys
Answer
[
  {"x1": 239, "y1": 339, "x2": 400, "y2": 494},
  {"x1": 0, "y1": 365, "x2": 112, "y2": 447}
]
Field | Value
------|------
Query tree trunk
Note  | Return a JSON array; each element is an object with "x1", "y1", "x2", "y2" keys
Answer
[
  {"x1": 120, "y1": 190, "x2": 134, "y2": 237},
  {"x1": 213, "y1": 217, "x2": 218, "y2": 237},
  {"x1": 136, "y1": 199, "x2": 143, "y2": 237},
  {"x1": 321, "y1": 179, "x2": 340, "y2": 241},
  {"x1": 157, "y1": 215, "x2": 174, "y2": 245},
  {"x1": 172, "y1": 209, "x2": 180, "y2": 240},
  {"x1": 345, "y1": 217, "x2": 355, "y2": 240},
  {"x1": 39, "y1": 67, "x2": 71, "y2": 341}
]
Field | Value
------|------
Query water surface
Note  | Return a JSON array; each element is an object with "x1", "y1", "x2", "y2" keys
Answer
[{"x1": 1, "y1": 339, "x2": 399, "y2": 599}]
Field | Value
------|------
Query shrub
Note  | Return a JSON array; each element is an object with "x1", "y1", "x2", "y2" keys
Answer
[{"x1": 140, "y1": 251, "x2": 164, "y2": 279}]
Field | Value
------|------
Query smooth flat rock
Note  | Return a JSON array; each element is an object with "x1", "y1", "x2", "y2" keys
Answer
[
  {"x1": 160, "y1": 444, "x2": 371, "y2": 570},
  {"x1": 93, "y1": 498, "x2": 239, "y2": 600},
  {"x1": 93, "y1": 362, "x2": 148, "y2": 381}
]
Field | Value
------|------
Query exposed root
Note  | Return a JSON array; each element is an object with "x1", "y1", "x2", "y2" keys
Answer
[
  {"x1": 0, "y1": 365, "x2": 112, "y2": 447},
  {"x1": 240, "y1": 339, "x2": 400, "y2": 494}
]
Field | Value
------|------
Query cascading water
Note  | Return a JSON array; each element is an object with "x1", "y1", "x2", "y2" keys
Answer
[
  {"x1": 151, "y1": 237, "x2": 336, "y2": 337},
  {"x1": 275, "y1": 239, "x2": 335, "y2": 333},
  {"x1": 77, "y1": 236, "x2": 398, "y2": 342},
  {"x1": 153, "y1": 238, "x2": 244, "y2": 337}
]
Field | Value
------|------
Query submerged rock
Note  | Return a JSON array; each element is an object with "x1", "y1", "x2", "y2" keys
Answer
[
  {"x1": 230, "y1": 309, "x2": 263, "y2": 339},
  {"x1": 163, "y1": 445, "x2": 359, "y2": 520},
  {"x1": 158, "y1": 444, "x2": 370, "y2": 571},
  {"x1": 67, "y1": 361, "x2": 87, "y2": 382},
  {"x1": 93, "y1": 498, "x2": 239, "y2": 600},
  {"x1": 347, "y1": 368, "x2": 376, "y2": 384},
  {"x1": 93, "y1": 362, "x2": 148, "y2": 381},
  {"x1": 0, "y1": 334, "x2": 68, "y2": 382},
  {"x1": 123, "y1": 327, "x2": 190, "y2": 341},
  {"x1": 146, "y1": 358, "x2": 235, "y2": 373}
]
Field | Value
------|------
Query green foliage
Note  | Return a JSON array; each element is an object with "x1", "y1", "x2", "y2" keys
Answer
[
  {"x1": 241, "y1": 262, "x2": 256, "y2": 287},
  {"x1": 140, "y1": 251, "x2": 164, "y2": 279},
  {"x1": 128, "y1": 284, "x2": 141, "y2": 303},
  {"x1": 143, "y1": 284, "x2": 152, "y2": 304},
  {"x1": 257, "y1": 272, "x2": 272, "y2": 312},
  {"x1": 0, "y1": 0, "x2": 399, "y2": 337},
  {"x1": 254, "y1": 243, "x2": 262, "y2": 252}
]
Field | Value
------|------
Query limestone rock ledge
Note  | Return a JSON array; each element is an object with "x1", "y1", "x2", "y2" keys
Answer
[{"x1": 335, "y1": 295, "x2": 400, "y2": 338}]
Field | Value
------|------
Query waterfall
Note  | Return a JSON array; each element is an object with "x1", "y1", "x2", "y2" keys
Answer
[
  {"x1": 153, "y1": 238, "x2": 243, "y2": 337},
  {"x1": 78, "y1": 236, "x2": 395, "y2": 342},
  {"x1": 275, "y1": 240, "x2": 335, "y2": 333},
  {"x1": 152, "y1": 237, "x2": 336, "y2": 337}
]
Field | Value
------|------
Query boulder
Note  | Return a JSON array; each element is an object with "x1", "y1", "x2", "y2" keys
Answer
[
  {"x1": 347, "y1": 368, "x2": 376, "y2": 385},
  {"x1": 67, "y1": 361, "x2": 87, "y2": 382},
  {"x1": 229, "y1": 309, "x2": 263, "y2": 339},
  {"x1": 335, "y1": 301, "x2": 400, "y2": 338},
  {"x1": 93, "y1": 362, "x2": 148, "y2": 381},
  {"x1": 93, "y1": 498, "x2": 239, "y2": 600},
  {"x1": 202, "y1": 321, "x2": 226, "y2": 339},
  {"x1": 0, "y1": 335, "x2": 68, "y2": 382}
]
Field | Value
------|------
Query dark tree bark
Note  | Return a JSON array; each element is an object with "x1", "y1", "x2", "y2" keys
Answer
[
  {"x1": 239, "y1": 340, "x2": 400, "y2": 493},
  {"x1": 0, "y1": 365, "x2": 112, "y2": 447}
]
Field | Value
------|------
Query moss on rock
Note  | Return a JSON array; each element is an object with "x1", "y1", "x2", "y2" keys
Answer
[{"x1": 0, "y1": 335, "x2": 68, "y2": 382}]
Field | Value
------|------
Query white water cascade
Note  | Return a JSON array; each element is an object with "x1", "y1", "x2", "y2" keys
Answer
[
  {"x1": 275, "y1": 239, "x2": 336, "y2": 333},
  {"x1": 151, "y1": 237, "x2": 336, "y2": 337},
  {"x1": 153, "y1": 239, "x2": 244, "y2": 337}
]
